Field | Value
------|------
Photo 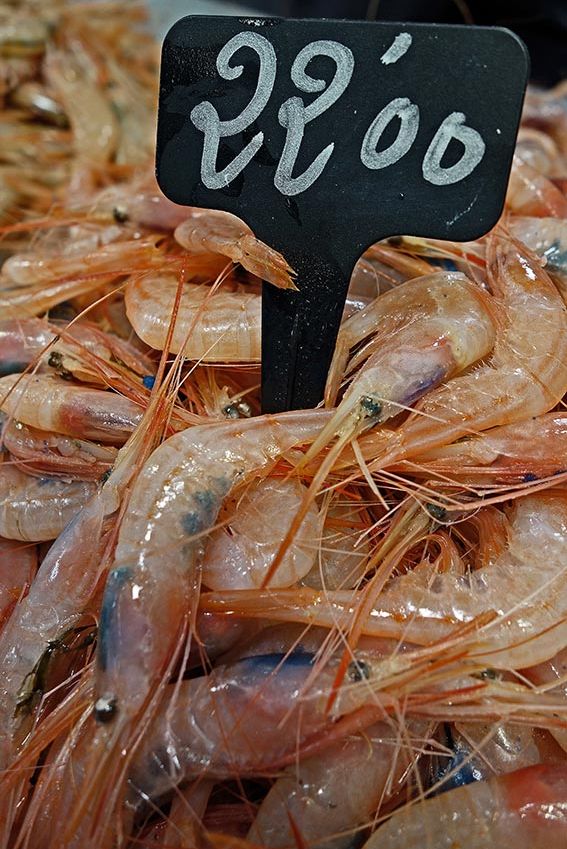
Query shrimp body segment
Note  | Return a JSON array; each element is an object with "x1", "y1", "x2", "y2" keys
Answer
[
  {"x1": 174, "y1": 209, "x2": 296, "y2": 290},
  {"x1": 0, "y1": 464, "x2": 96, "y2": 541},
  {"x1": 125, "y1": 273, "x2": 261, "y2": 361},
  {"x1": 0, "y1": 374, "x2": 143, "y2": 443},
  {"x1": 363, "y1": 764, "x2": 567, "y2": 849}
]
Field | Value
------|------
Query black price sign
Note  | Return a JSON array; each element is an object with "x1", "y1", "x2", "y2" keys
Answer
[{"x1": 156, "y1": 17, "x2": 528, "y2": 412}]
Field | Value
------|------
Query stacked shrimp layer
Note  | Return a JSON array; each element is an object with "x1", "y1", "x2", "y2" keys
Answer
[{"x1": 2, "y1": 3, "x2": 567, "y2": 848}]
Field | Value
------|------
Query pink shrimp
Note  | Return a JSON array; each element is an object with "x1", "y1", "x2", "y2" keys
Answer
[
  {"x1": 203, "y1": 492, "x2": 567, "y2": 671},
  {"x1": 363, "y1": 764, "x2": 567, "y2": 849},
  {"x1": 0, "y1": 538, "x2": 36, "y2": 629},
  {"x1": 0, "y1": 374, "x2": 143, "y2": 443},
  {"x1": 506, "y1": 154, "x2": 567, "y2": 217},
  {"x1": 174, "y1": 209, "x2": 296, "y2": 290}
]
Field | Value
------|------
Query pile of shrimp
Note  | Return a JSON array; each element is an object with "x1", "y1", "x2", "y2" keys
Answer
[{"x1": 2, "y1": 4, "x2": 567, "y2": 847}]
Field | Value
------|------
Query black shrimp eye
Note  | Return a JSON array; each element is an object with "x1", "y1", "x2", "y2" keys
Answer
[
  {"x1": 347, "y1": 660, "x2": 371, "y2": 682},
  {"x1": 112, "y1": 205, "x2": 129, "y2": 223},
  {"x1": 94, "y1": 696, "x2": 117, "y2": 723},
  {"x1": 360, "y1": 396, "x2": 382, "y2": 420},
  {"x1": 426, "y1": 503, "x2": 448, "y2": 523}
]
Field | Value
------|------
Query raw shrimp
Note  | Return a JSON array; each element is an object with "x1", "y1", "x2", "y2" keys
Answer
[
  {"x1": 0, "y1": 317, "x2": 155, "y2": 382},
  {"x1": 204, "y1": 492, "x2": 567, "y2": 671},
  {"x1": 0, "y1": 538, "x2": 36, "y2": 628},
  {"x1": 510, "y1": 216, "x2": 567, "y2": 299},
  {"x1": 303, "y1": 271, "x2": 496, "y2": 462},
  {"x1": 358, "y1": 233, "x2": 567, "y2": 469},
  {"x1": 174, "y1": 209, "x2": 296, "y2": 290},
  {"x1": 0, "y1": 463, "x2": 96, "y2": 541},
  {"x1": 1, "y1": 236, "x2": 161, "y2": 286},
  {"x1": 506, "y1": 154, "x2": 567, "y2": 217},
  {"x1": 362, "y1": 764, "x2": 567, "y2": 849},
  {"x1": 248, "y1": 718, "x2": 429, "y2": 849},
  {"x1": 202, "y1": 477, "x2": 320, "y2": 590},
  {"x1": 403, "y1": 412, "x2": 567, "y2": 483},
  {"x1": 125, "y1": 272, "x2": 262, "y2": 362},
  {"x1": 425, "y1": 722, "x2": 547, "y2": 794},
  {"x1": 1, "y1": 417, "x2": 118, "y2": 480},
  {"x1": 95, "y1": 410, "x2": 332, "y2": 726},
  {"x1": 0, "y1": 374, "x2": 143, "y2": 443},
  {"x1": 44, "y1": 49, "x2": 119, "y2": 164}
]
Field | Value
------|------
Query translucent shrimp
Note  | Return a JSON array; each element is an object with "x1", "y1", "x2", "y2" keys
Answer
[
  {"x1": 0, "y1": 318, "x2": 155, "y2": 383},
  {"x1": 358, "y1": 234, "x2": 567, "y2": 469},
  {"x1": 174, "y1": 209, "x2": 296, "y2": 290},
  {"x1": 506, "y1": 154, "x2": 567, "y2": 217},
  {"x1": 125, "y1": 272, "x2": 262, "y2": 362},
  {"x1": 303, "y1": 272, "x2": 496, "y2": 464},
  {"x1": 248, "y1": 718, "x2": 429, "y2": 849},
  {"x1": 0, "y1": 538, "x2": 36, "y2": 629},
  {"x1": 1, "y1": 418, "x2": 118, "y2": 480},
  {"x1": 363, "y1": 764, "x2": 567, "y2": 849},
  {"x1": 204, "y1": 492, "x2": 567, "y2": 670},
  {"x1": 44, "y1": 49, "x2": 119, "y2": 164},
  {"x1": 94, "y1": 410, "x2": 331, "y2": 726},
  {"x1": 1, "y1": 236, "x2": 161, "y2": 287},
  {"x1": 0, "y1": 464, "x2": 96, "y2": 541},
  {"x1": 510, "y1": 216, "x2": 567, "y2": 300},
  {"x1": 425, "y1": 722, "x2": 547, "y2": 795},
  {"x1": 202, "y1": 477, "x2": 320, "y2": 590},
  {"x1": 0, "y1": 374, "x2": 143, "y2": 443}
]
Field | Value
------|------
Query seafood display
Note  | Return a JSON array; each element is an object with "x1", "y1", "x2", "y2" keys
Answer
[{"x1": 1, "y1": 2, "x2": 567, "y2": 848}]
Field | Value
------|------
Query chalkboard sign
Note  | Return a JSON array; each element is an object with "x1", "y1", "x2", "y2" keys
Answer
[{"x1": 156, "y1": 17, "x2": 528, "y2": 412}]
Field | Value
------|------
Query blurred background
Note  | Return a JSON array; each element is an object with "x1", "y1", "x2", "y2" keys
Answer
[{"x1": 149, "y1": 0, "x2": 567, "y2": 85}]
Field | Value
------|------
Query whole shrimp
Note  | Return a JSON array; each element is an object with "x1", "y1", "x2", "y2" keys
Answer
[
  {"x1": 0, "y1": 463, "x2": 96, "y2": 541},
  {"x1": 174, "y1": 209, "x2": 296, "y2": 290},
  {"x1": 125, "y1": 272, "x2": 262, "y2": 362},
  {"x1": 302, "y1": 271, "x2": 496, "y2": 465},
  {"x1": 363, "y1": 764, "x2": 567, "y2": 849},
  {"x1": 356, "y1": 233, "x2": 567, "y2": 470},
  {"x1": 0, "y1": 374, "x2": 143, "y2": 443},
  {"x1": 204, "y1": 492, "x2": 567, "y2": 671}
]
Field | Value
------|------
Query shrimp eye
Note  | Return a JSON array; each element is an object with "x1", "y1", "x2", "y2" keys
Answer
[
  {"x1": 347, "y1": 659, "x2": 371, "y2": 682},
  {"x1": 223, "y1": 404, "x2": 240, "y2": 419},
  {"x1": 94, "y1": 696, "x2": 118, "y2": 723},
  {"x1": 426, "y1": 503, "x2": 448, "y2": 523},
  {"x1": 360, "y1": 396, "x2": 382, "y2": 420},
  {"x1": 112, "y1": 205, "x2": 129, "y2": 224}
]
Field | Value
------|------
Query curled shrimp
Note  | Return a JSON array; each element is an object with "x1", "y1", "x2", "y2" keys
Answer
[
  {"x1": 303, "y1": 271, "x2": 496, "y2": 465},
  {"x1": 202, "y1": 477, "x2": 320, "y2": 590},
  {"x1": 0, "y1": 374, "x2": 143, "y2": 443},
  {"x1": 204, "y1": 492, "x2": 567, "y2": 671},
  {"x1": 0, "y1": 463, "x2": 96, "y2": 541},
  {"x1": 356, "y1": 233, "x2": 567, "y2": 470},
  {"x1": 506, "y1": 154, "x2": 567, "y2": 217},
  {"x1": 363, "y1": 764, "x2": 567, "y2": 849},
  {"x1": 125, "y1": 272, "x2": 262, "y2": 362},
  {"x1": 174, "y1": 209, "x2": 296, "y2": 290}
]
